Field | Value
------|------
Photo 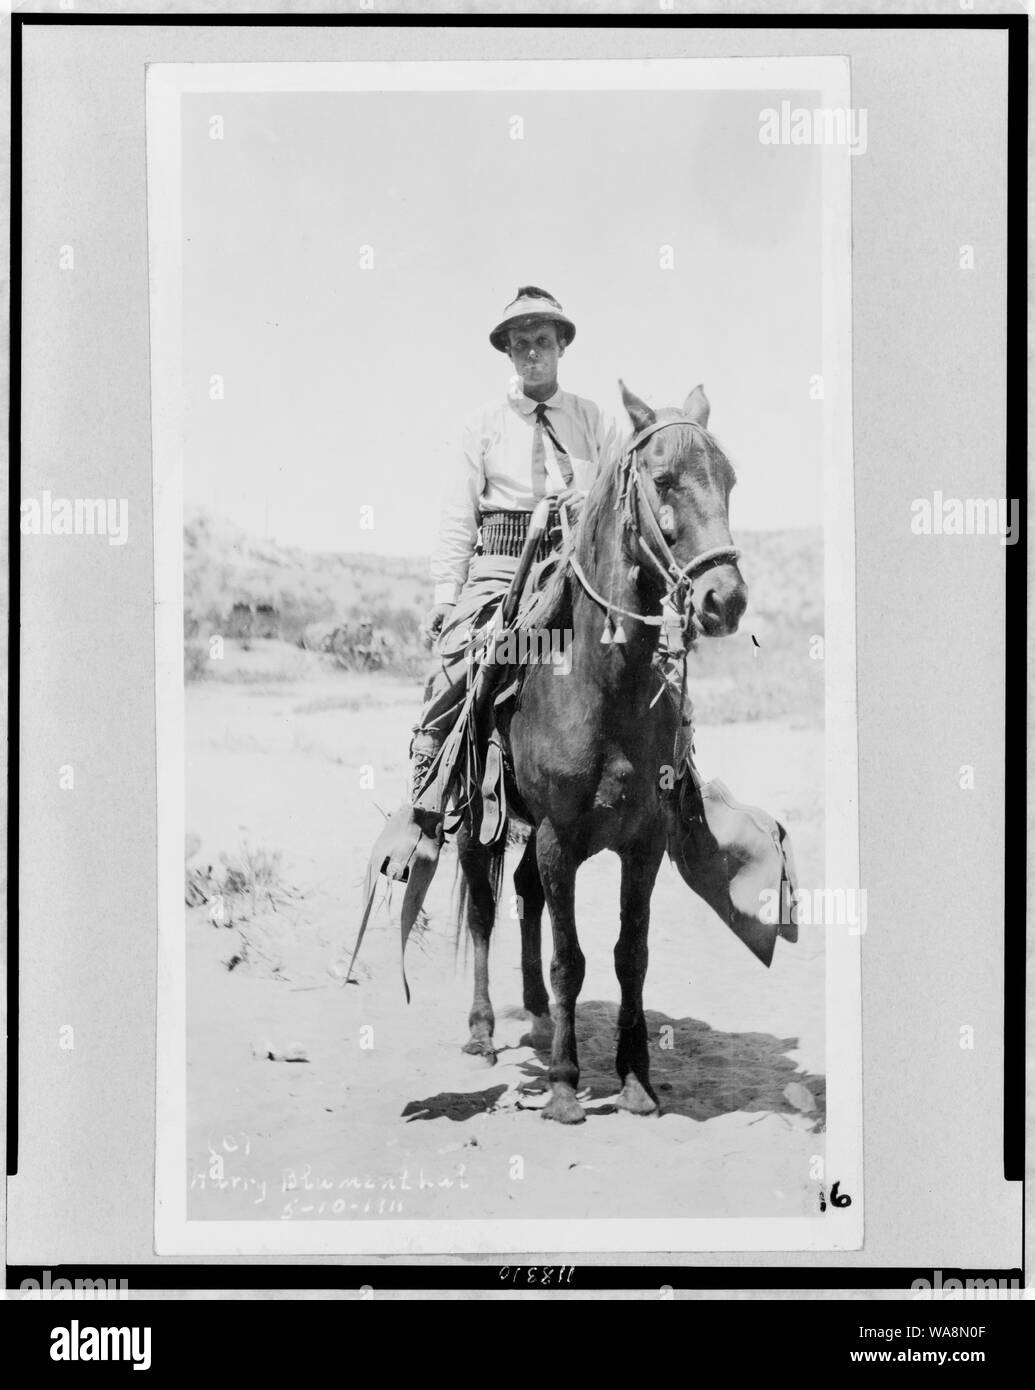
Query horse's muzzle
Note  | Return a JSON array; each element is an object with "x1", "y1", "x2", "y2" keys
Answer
[{"x1": 694, "y1": 564, "x2": 747, "y2": 636}]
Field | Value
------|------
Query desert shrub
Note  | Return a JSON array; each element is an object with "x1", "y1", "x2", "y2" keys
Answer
[{"x1": 184, "y1": 837, "x2": 298, "y2": 924}]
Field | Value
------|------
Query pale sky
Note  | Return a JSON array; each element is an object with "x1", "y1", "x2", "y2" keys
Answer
[{"x1": 182, "y1": 87, "x2": 824, "y2": 555}]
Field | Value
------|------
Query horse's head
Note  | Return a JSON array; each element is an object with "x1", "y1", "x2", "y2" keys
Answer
[{"x1": 619, "y1": 380, "x2": 747, "y2": 638}]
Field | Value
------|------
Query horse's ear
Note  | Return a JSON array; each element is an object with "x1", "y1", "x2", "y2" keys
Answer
[
  {"x1": 619, "y1": 380, "x2": 656, "y2": 435},
  {"x1": 683, "y1": 384, "x2": 710, "y2": 427}
]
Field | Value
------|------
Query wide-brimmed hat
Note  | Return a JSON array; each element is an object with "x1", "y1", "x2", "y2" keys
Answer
[{"x1": 489, "y1": 286, "x2": 576, "y2": 353}]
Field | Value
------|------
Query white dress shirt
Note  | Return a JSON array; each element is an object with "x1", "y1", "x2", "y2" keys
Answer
[{"x1": 431, "y1": 385, "x2": 614, "y2": 604}]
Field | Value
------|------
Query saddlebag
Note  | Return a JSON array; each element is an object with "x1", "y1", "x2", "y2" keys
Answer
[{"x1": 667, "y1": 775, "x2": 799, "y2": 968}]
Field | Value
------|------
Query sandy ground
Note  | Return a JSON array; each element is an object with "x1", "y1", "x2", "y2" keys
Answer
[{"x1": 184, "y1": 659, "x2": 826, "y2": 1229}]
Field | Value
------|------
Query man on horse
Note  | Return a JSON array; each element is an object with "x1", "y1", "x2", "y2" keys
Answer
[
  {"x1": 407, "y1": 285, "x2": 613, "y2": 830},
  {"x1": 360, "y1": 287, "x2": 798, "y2": 1034}
]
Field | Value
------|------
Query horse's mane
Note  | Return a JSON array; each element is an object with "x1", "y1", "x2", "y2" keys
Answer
[
  {"x1": 524, "y1": 426, "x2": 628, "y2": 632},
  {"x1": 582, "y1": 413, "x2": 729, "y2": 531},
  {"x1": 579, "y1": 422, "x2": 629, "y2": 555}
]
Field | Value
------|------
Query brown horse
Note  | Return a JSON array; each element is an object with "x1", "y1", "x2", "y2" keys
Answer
[{"x1": 457, "y1": 381, "x2": 748, "y2": 1123}]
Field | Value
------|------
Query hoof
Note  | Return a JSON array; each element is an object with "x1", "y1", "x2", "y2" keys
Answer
[
  {"x1": 542, "y1": 1088, "x2": 586, "y2": 1125},
  {"x1": 615, "y1": 1077, "x2": 659, "y2": 1116},
  {"x1": 462, "y1": 1037, "x2": 497, "y2": 1066}
]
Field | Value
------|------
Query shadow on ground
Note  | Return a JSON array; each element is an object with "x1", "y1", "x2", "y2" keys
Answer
[
  {"x1": 401, "y1": 1002, "x2": 825, "y2": 1128},
  {"x1": 576, "y1": 1001, "x2": 825, "y2": 1127},
  {"x1": 401, "y1": 1085, "x2": 509, "y2": 1122}
]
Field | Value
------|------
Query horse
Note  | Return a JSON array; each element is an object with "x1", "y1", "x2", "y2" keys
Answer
[{"x1": 455, "y1": 380, "x2": 748, "y2": 1124}]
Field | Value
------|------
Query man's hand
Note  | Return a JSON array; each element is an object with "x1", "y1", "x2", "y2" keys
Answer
[{"x1": 421, "y1": 602, "x2": 454, "y2": 649}]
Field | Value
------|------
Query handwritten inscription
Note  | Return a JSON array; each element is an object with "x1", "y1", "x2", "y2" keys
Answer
[{"x1": 189, "y1": 1156, "x2": 471, "y2": 1220}]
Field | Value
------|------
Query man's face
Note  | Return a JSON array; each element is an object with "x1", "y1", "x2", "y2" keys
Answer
[{"x1": 506, "y1": 319, "x2": 564, "y2": 390}]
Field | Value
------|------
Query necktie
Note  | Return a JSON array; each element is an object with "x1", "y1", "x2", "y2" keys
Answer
[
  {"x1": 530, "y1": 404, "x2": 549, "y2": 501},
  {"x1": 531, "y1": 403, "x2": 574, "y2": 500}
]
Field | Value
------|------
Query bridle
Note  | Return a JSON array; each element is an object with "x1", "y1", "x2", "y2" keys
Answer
[{"x1": 568, "y1": 416, "x2": 741, "y2": 644}]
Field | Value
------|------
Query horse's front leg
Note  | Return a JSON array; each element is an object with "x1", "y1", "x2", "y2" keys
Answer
[
  {"x1": 614, "y1": 829, "x2": 666, "y2": 1115},
  {"x1": 458, "y1": 835, "x2": 497, "y2": 1064},
  {"x1": 514, "y1": 831, "x2": 553, "y2": 1047},
  {"x1": 536, "y1": 820, "x2": 586, "y2": 1124}
]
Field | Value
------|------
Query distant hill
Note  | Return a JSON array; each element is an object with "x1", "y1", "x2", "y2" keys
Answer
[
  {"x1": 184, "y1": 507, "x2": 430, "y2": 648},
  {"x1": 184, "y1": 508, "x2": 824, "y2": 722}
]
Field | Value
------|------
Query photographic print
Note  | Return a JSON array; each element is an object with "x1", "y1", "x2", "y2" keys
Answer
[{"x1": 147, "y1": 56, "x2": 862, "y2": 1255}]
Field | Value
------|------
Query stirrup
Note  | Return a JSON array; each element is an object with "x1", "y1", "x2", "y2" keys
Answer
[
  {"x1": 351, "y1": 805, "x2": 445, "y2": 1001},
  {"x1": 373, "y1": 804, "x2": 425, "y2": 882}
]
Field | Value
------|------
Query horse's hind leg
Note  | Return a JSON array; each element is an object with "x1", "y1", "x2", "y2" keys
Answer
[
  {"x1": 458, "y1": 833, "x2": 497, "y2": 1064},
  {"x1": 514, "y1": 832, "x2": 552, "y2": 1046},
  {"x1": 614, "y1": 831, "x2": 666, "y2": 1115},
  {"x1": 536, "y1": 821, "x2": 586, "y2": 1124}
]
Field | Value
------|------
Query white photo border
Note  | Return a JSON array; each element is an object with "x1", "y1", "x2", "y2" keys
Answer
[{"x1": 148, "y1": 56, "x2": 862, "y2": 1256}]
